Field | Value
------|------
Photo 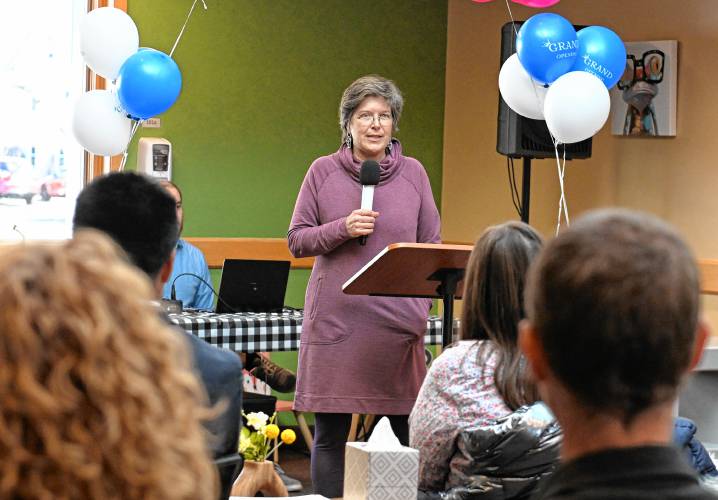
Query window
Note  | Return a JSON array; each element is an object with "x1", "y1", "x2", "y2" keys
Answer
[{"x1": 0, "y1": 1, "x2": 87, "y2": 240}]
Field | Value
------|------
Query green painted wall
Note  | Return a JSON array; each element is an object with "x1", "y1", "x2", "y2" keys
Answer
[{"x1": 127, "y1": 0, "x2": 448, "y2": 422}]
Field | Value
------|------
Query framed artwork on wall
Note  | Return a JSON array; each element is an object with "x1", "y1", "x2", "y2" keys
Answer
[{"x1": 610, "y1": 40, "x2": 678, "y2": 137}]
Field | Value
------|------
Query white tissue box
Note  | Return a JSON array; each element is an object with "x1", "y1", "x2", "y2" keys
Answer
[{"x1": 343, "y1": 442, "x2": 419, "y2": 500}]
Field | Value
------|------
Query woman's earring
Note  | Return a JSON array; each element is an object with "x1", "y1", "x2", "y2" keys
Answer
[
  {"x1": 345, "y1": 133, "x2": 353, "y2": 148},
  {"x1": 386, "y1": 140, "x2": 393, "y2": 152}
]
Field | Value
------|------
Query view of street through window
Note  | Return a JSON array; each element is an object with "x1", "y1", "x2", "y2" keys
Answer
[{"x1": 0, "y1": 1, "x2": 85, "y2": 240}]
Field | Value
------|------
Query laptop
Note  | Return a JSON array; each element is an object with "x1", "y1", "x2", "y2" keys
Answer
[{"x1": 215, "y1": 259, "x2": 290, "y2": 313}]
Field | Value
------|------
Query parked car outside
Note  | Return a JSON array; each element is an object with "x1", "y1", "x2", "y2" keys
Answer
[
  {"x1": 42, "y1": 176, "x2": 66, "y2": 198},
  {"x1": 0, "y1": 156, "x2": 59, "y2": 204}
]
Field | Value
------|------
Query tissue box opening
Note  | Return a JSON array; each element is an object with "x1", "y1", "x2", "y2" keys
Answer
[{"x1": 343, "y1": 442, "x2": 419, "y2": 500}]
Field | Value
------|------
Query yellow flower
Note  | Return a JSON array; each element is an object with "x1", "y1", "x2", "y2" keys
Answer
[
  {"x1": 264, "y1": 424, "x2": 280, "y2": 440},
  {"x1": 281, "y1": 429, "x2": 297, "y2": 445},
  {"x1": 245, "y1": 411, "x2": 270, "y2": 431}
]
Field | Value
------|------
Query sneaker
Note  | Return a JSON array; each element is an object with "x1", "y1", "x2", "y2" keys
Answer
[
  {"x1": 250, "y1": 355, "x2": 296, "y2": 393},
  {"x1": 274, "y1": 463, "x2": 303, "y2": 492}
]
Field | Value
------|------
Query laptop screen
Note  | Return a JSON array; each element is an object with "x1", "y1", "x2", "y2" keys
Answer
[{"x1": 216, "y1": 259, "x2": 290, "y2": 313}]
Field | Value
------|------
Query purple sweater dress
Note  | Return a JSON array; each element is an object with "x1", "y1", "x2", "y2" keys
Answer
[{"x1": 288, "y1": 141, "x2": 441, "y2": 415}]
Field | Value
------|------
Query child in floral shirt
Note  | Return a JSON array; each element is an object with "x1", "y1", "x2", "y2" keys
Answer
[
  {"x1": 410, "y1": 341, "x2": 510, "y2": 490},
  {"x1": 409, "y1": 222, "x2": 546, "y2": 494}
]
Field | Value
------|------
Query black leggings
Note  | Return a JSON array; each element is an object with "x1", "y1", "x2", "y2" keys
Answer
[{"x1": 311, "y1": 412, "x2": 409, "y2": 498}]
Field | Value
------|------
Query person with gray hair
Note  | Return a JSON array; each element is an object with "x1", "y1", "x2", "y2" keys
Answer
[{"x1": 288, "y1": 74, "x2": 441, "y2": 497}]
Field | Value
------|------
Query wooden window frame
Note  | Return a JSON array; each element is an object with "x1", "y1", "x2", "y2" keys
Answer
[{"x1": 83, "y1": 0, "x2": 128, "y2": 185}]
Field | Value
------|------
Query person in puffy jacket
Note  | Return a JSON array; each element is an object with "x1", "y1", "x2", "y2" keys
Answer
[
  {"x1": 673, "y1": 417, "x2": 718, "y2": 478},
  {"x1": 410, "y1": 222, "x2": 560, "y2": 499}
]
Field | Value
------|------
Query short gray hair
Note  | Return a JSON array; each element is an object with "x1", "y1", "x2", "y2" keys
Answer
[{"x1": 339, "y1": 75, "x2": 404, "y2": 143}]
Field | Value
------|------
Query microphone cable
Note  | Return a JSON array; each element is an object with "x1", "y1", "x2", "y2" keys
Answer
[
  {"x1": 170, "y1": 273, "x2": 297, "y2": 315},
  {"x1": 169, "y1": 272, "x2": 237, "y2": 313}
]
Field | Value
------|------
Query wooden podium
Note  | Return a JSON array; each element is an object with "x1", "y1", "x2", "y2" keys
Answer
[{"x1": 342, "y1": 243, "x2": 473, "y2": 347}]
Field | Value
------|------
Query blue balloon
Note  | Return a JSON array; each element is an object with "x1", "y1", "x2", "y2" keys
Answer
[
  {"x1": 117, "y1": 48, "x2": 182, "y2": 120},
  {"x1": 516, "y1": 13, "x2": 578, "y2": 85},
  {"x1": 572, "y1": 26, "x2": 626, "y2": 89}
]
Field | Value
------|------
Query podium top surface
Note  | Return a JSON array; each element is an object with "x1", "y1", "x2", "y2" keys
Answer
[{"x1": 342, "y1": 243, "x2": 473, "y2": 298}]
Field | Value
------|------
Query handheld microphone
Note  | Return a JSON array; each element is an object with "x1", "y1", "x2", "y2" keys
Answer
[{"x1": 359, "y1": 160, "x2": 380, "y2": 246}]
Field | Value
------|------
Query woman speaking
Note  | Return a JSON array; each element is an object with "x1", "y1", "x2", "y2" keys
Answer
[{"x1": 288, "y1": 74, "x2": 441, "y2": 497}]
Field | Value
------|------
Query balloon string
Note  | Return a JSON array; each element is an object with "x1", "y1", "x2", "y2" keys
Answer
[
  {"x1": 504, "y1": 0, "x2": 519, "y2": 36},
  {"x1": 169, "y1": 0, "x2": 208, "y2": 58},
  {"x1": 118, "y1": 120, "x2": 141, "y2": 172},
  {"x1": 562, "y1": 147, "x2": 569, "y2": 224},
  {"x1": 504, "y1": 0, "x2": 546, "y2": 137},
  {"x1": 503, "y1": 0, "x2": 553, "y2": 229},
  {"x1": 552, "y1": 138, "x2": 570, "y2": 235}
]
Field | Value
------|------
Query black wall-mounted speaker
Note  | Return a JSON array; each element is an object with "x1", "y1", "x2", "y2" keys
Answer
[{"x1": 496, "y1": 22, "x2": 592, "y2": 160}]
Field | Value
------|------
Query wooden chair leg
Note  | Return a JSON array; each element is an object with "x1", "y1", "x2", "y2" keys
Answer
[
  {"x1": 294, "y1": 410, "x2": 314, "y2": 450},
  {"x1": 348, "y1": 414, "x2": 379, "y2": 442},
  {"x1": 363, "y1": 414, "x2": 376, "y2": 440},
  {"x1": 348, "y1": 414, "x2": 360, "y2": 442}
]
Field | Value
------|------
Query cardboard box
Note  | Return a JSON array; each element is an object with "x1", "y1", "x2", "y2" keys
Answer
[{"x1": 343, "y1": 442, "x2": 419, "y2": 500}]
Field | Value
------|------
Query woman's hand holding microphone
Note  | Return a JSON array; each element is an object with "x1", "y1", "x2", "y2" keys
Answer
[{"x1": 345, "y1": 209, "x2": 379, "y2": 238}]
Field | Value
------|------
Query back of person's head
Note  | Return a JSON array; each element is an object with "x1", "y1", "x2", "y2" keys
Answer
[
  {"x1": 73, "y1": 172, "x2": 179, "y2": 279},
  {"x1": 461, "y1": 221, "x2": 543, "y2": 409},
  {"x1": 525, "y1": 208, "x2": 702, "y2": 424},
  {"x1": 0, "y1": 232, "x2": 216, "y2": 500}
]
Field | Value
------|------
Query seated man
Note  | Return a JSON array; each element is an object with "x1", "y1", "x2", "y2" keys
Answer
[
  {"x1": 520, "y1": 209, "x2": 717, "y2": 500},
  {"x1": 160, "y1": 180, "x2": 214, "y2": 310},
  {"x1": 73, "y1": 172, "x2": 243, "y2": 500},
  {"x1": 160, "y1": 180, "x2": 296, "y2": 393}
]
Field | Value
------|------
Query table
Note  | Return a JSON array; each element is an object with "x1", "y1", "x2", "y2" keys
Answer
[{"x1": 170, "y1": 308, "x2": 446, "y2": 353}]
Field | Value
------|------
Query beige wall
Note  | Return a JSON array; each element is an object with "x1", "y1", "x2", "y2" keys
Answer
[{"x1": 442, "y1": 0, "x2": 718, "y2": 329}]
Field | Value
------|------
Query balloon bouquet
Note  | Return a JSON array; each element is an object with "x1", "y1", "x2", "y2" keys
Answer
[
  {"x1": 495, "y1": 11, "x2": 625, "y2": 231},
  {"x1": 499, "y1": 13, "x2": 626, "y2": 144},
  {"x1": 72, "y1": 7, "x2": 184, "y2": 161}
]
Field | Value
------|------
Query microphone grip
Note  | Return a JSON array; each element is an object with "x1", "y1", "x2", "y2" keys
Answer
[{"x1": 359, "y1": 185, "x2": 374, "y2": 247}]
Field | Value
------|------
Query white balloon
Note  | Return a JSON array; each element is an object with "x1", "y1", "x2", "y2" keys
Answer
[
  {"x1": 80, "y1": 7, "x2": 139, "y2": 81},
  {"x1": 72, "y1": 90, "x2": 133, "y2": 156},
  {"x1": 543, "y1": 71, "x2": 611, "y2": 144},
  {"x1": 499, "y1": 53, "x2": 548, "y2": 120}
]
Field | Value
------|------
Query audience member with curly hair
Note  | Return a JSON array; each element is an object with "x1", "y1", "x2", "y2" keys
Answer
[{"x1": 0, "y1": 231, "x2": 216, "y2": 500}]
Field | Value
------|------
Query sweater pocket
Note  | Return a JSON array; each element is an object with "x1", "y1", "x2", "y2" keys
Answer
[
  {"x1": 307, "y1": 274, "x2": 323, "y2": 321},
  {"x1": 303, "y1": 274, "x2": 352, "y2": 344}
]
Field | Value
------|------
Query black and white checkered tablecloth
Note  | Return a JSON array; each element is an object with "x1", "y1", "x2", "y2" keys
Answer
[{"x1": 170, "y1": 309, "x2": 444, "y2": 353}]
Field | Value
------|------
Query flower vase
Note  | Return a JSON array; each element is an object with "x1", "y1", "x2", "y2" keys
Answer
[{"x1": 230, "y1": 459, "x2": 288, "y2": 497}]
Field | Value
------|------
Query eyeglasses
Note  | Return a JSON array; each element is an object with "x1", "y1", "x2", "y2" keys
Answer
[
  {"x1": 617, "y1": 49, "x2": 665, "y2": 90},
  {"x1": 354, "y1": 112, "x2": 393, "y2": 126}
]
